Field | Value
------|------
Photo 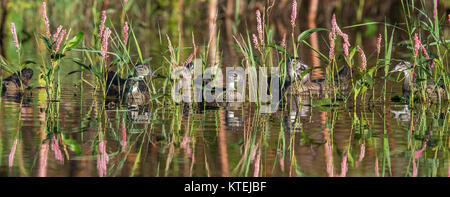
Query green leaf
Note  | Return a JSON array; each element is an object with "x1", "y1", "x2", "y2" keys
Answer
[
  {"x1": 62, "y1": 32, "x2": 84, "y2": 53},
  {"x1": 37, "y1": 34, "x2": 52, "y2": 51},
  {"x1": 297, "y1": 28, "x2": 328, "y2": 43},
  {"x1": 62, "y1": 135, "x2": 82, "y2": 155}
]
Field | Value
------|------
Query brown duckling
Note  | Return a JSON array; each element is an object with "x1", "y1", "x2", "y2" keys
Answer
[
  {"x1": 2, "y1": 68, "x2": 33, "y2": 96},
  {"x1": 126, "y1": 64, "x2": 156, "y2": 107},
  {"x1": 286, "y1": 58, "x2": 350, "y2": 95},
  {"x1": 389, "y1": 61, "x2": 446, "y2": 101},
  {"x1": 106, "y1": 64, "x2": 156, "y2": 106}
]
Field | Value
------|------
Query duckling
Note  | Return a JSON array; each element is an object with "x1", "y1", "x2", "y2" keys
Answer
[
  {"x1": 389, "y1": 61, "x2": 446, "y2": 100},
  {"x1": 2, "y1": 68, "x2": 33, "y2": 96},
  {"x1": 106, "y1": 64, "x2": 156, "y2": 106},
  {"x1": 285, "y1": 58, "x2": 350, "y2": 95},
  {"x1": 126, "y1": 64, "x2": 156, "y2": 107}
]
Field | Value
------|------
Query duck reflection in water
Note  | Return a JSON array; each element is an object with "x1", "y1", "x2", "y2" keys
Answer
[
  {"x1": 127, "y1": 108, "x2": 153, "y2": 124},
  {"x1": 390, "y1": 105, "x2": 411, "y2": 122},
  {"x1": 225, "y1": 111, "x2": 242, "y2": 127}
]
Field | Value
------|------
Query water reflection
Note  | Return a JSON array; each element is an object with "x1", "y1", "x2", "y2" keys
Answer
[{"x1": 1, "y1": 88, "x2": 450, "y2": 177}]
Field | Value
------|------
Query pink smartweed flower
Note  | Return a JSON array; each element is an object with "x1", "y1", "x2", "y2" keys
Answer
[
  {"x1": 10, "y1": 23, "x2": 20, "y2": 52},
  {"x1": 42, "y1": 2, "x2": 51, "y2": 37},
  {"x1": 412, "y1": 70, "x2": 417, "y2": 83},
  {"x1": 331, "y1": 14, "x2": 351, "y2": 58},
  {"x1": 342, "y1": 34, "x2": 351, "y2": 58},
  {"x1": 101, "y1": 27, "x2": 112, "y2": 61},
  {"x1": 8, "y1": 138, "x2": 18, "y2": 168},
  {"x1": 53, "y1": 25, "x2": 63, "y2": 41},
  {"x1": 123, "y1": 22, "x2": 129, "y2": 44},
  {"x1": 184, "y1": 47, "x2": 198, "y2": 67},
  {"x1": 99, "y1": 10, "x2": 107, "y2": 39},
  {"x1": 377, "y1": 34, "x2": 382, "y2": 56},
  {"x1": 51, "y1": 136, "x2": 64, "y2": 164},
  {"x1": 124, "y1": 0, "x2": 128, "y2": 5},
  {"x1": 252, "y1": 34, "x2": 260, "y2": 49},
  {"x1": 420, "y1": 45, "x2": 435, "y2": 68},
  {"x1": 331, "y1": 14, "x2": 339, "y2": 36},
  {"x1": 97, "y1": 140, "x2": 110, "y2": 177},
  {"x1": 54, "y1": 29, "x2": 66, "y2": 53},
  {"x1": 328, "y1": 32, "x2": 335, "y2": 62},
  {"x1": 357, "y1": 45, "x2": 367, "y2": 71},
  {"x1": 291, "y1": 0, "x2": 297, "y2": 28},
  {"x1": 256, "y1": 10, "x2": 263, "y2": 43},
  {"x1": 281, "y1": 33, "x2": 286, "y2": 48},
  {"x1": 414, "y1": 33, "x2": 421, "y2": 57}
]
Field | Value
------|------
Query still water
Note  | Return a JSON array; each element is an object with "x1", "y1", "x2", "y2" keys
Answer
[{"x1": 1, "y1": 79, "x2": 449, "y2": 177}]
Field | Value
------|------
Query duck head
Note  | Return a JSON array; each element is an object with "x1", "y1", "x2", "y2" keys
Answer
[
  {"x1": 287, "y1": 58, "x2": 310, "y2": 82},
  {"x1": 20, "y1": 68, "x2": 34, "y2": 85},
  {"x1": 389, "y1": 61, "x2": 412, "y2": 75},
  {"x1": 133, "y1": 64, "x2": 155, "y2": 79}
]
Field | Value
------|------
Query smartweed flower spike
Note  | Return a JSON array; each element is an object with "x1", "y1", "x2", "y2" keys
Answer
[
  {"x1": 331, "y1": 14, "x2": 338, "y2": 36},
  {"x1": 99, "y1": 10, "x2": 107, "y2": 39},
  {"x1": 256, "y1": 10, "x2": 263, "y2": 43},
  {"x1": 376, "y1": 34, "x2": 382, "y2": 56},
  {"x1": 252, "y1": 34, "x2": 260, "y2": 49},
  {"x1": 291, "y1": 0, "x2": 297, "y2": 28},
  {"x1": 54, "y1": 29, "x2": 66, "y2": 53},
  {"x1": 101, "y1": 27, "x2": 112, "y2": 61},
  {"x1": 53, "y1": 25, "x2": 63, "y2": 41},
  {"x1": 10, "y1": 23, "x2": 20, "y2": 52},
  {"x1": 184, "y1": 47, "x2": 198, "y2": 67},
  {"x1": 420, "y1": 44, "x2": 434, "y2": 68},
  {"x1": 332, "y1": 14, "x2": 350, "y2": 58},
  {"x1": 42, "y1": 2, "x2": 51, "y2": 37},
  {"x1": 328, "y1": 32, "x2": 335, "y2": 61},
  {"x1": 357, "y1": 45, "x2": 367, "y2": 71},
  {"x1": 414, "y1": 33, "x2": 421, "y2": 58},
  {"x1": 123, "y1": 22, "x2": 129, "y2": 44}
]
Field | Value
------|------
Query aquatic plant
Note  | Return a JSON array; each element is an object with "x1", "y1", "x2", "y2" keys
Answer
[{"x1": 37, "y1": 2, "x2": 84, "y2": 100}]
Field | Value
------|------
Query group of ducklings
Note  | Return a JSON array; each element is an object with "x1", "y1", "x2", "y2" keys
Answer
[{"x1": 1, "y1": 59, "x2": 447, "y2": 106}]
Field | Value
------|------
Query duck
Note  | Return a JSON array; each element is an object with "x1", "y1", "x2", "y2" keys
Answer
[
  {"x1": 389, "y1": 61, "x2": 446, "y2": 101},
  {"x1": 2, "y1": 68, "x2": 33, "y2": 96},
  {"x1": 285, "y1": 58, "x2": 350, "y2": 95},
  {"x1": 106, "y1": 64, "x2": 156, "y2": 106},
  {"x1": 126, "y1": 64, "x2": 156, "y2": 107}
]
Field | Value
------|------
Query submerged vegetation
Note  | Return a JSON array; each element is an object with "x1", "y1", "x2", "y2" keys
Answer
[{"x1": 0, "y1": 0, "x2": 449, "y2": 177}]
